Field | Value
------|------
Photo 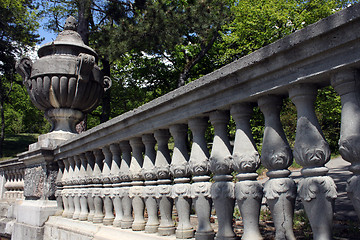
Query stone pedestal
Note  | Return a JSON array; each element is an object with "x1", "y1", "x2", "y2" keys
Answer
[
  {"x1": 12, "y1": 200, "x2": 57, "y2": 240},
  {"x1": 13, "y1": 132, "x2": 75, "y2": 240}
]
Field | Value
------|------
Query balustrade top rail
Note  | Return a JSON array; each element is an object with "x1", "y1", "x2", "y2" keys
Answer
[
  {"x1": 54, "y1": 3, "x2": 360, "y2": 159},
  {"x1": 0, "y1": 158, "x2": 24, "y2": 170}
]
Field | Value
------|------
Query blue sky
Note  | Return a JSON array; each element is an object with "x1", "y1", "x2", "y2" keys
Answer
[{"x1": 37, "y1": 26, "x2": 57, "y2": 45}]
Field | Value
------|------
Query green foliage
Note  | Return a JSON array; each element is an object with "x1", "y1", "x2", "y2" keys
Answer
[
  {"x1": 1, "y1": 133, "x2": 38, "y2": 159},
  {"x1": 293, "y1": 210, "x2": 312, "y2": 237},
  {"x1": 0, "y1": 0, "x2": 40, "y2": 74},
  {"x1": 0, "y1": 0, "x2": 41, "y2": 157},
  {"x1": 315, "y1": 86, "x2": 341, "y2": 154},
  {"x1": 220, "y1": 0, "x2": 353, "y2": 62},
  {"x1": 2, "y1": 75, "x2": 50, "y2": 134},
  {"x1": 281, "y1": 98, "x2": 298, "y2": 149}
]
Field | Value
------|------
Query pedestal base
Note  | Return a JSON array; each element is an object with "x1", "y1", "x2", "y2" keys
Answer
[
  {"x1": 158, "y1": 226, "x2": 175, "y2": 236},
  {"x1": 145, "y1": 224, "x2": 159, "y2": 233},
  {"x1": 195, "y1": 231, "x2": 216, "y2": 240},
  {"x1": 13, "y1": 200, "x2": 57, "y2": 240}
]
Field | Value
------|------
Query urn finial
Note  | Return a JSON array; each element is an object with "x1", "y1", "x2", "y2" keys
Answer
[{"x1": 64, "y1": 16, "x2": 77, "y2": 31}]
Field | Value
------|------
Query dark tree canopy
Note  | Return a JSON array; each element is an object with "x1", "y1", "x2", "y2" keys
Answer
[{"x1": 0, "y1": 0, "x2": 41, "y2": 157}]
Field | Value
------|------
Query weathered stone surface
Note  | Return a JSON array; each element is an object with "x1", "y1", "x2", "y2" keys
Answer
[
  {"x1": 12, "y1": 222, "x2": 44, "y2": 240},
  {"x1": 23, "y1": 162, "x2": 57, "y2": 200}
]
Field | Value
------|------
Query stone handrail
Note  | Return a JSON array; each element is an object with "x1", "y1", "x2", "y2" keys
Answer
[{"x1": 6, "y1": 3, "x2": 360, "y2": 240}]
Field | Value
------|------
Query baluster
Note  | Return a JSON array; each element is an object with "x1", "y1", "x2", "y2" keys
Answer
[
  {"x1": 14, "y1": 169, "x2": 20, "y2": 198},
  {"x1": 119, "y1": 141, "x2": 134, "y2": 229},
  {"x1": 209, "y1": 110, "x2": 236, "y2": 240},
  {"x1": 61, "y1": 158, "x2": 70, "y2": 218},
  {"x1": 4, "y1": 170, "x2": 10, "y2": 199},
  {"x1": 189, "y1": 117, "x2": 215, "y2": 240},
  {"x1": 67, "y1": 157, "x2": 76, "y2": 219},
  {"x1": 289, "y1": 84, "x2": 337, "y2": 240},
  {"x1": 102, "y1": 146, "x2": 115, "y2": 225},
  {"x1": 331, "y1": 70, "x2": 360, "y2": 220},
  {"x1": 258, "y1": 96, "x2": 296, "y2": 240},
  {"x1": 170, "y1": 124, "x2": 194, "y2": 239},
  {"x1": 141, "y1": 134, "x2": 159, "y2": 233},
  {"x1": 155, "y1": 129, "x2": 175, "y2": 236},
  {"x1": 109, "y1": 143, "x2": 123, "y2": 227},
  {"x1": 92, "y1": 149, "x2": 104, "y2": 223},
  {"x1": 6, "y1": 170, "x2": 12, "y2": 199},
  {"x1": 72, "y1": 155, "x2": 82, "y2": 220},
  {"x1": 55, "y1": 160, "x2": 65, "y2": 216},
  {"x1": 85, "y1": 151, "x2": 96, "y2": 222},
  {"x1": 10, "y1": 170, "x2": 15, "y2": 198},
  {"x1": 19, "y1": 168, "x2": 24, "y2": 199},
  {"x1": 129, "y1": 137, "x2": 146, "y2": 231},
  {"x1": 79, "y1": 153, "x2": 89, "y2": 221},
  {"x1": 230, "y1": 103, "x2": 263, "y2": 240}
]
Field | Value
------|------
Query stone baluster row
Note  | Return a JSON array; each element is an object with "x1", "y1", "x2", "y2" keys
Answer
[
  {"x1": 3, "y1": 168, "x2": 24, "y2": 200},
  {"x1": 54, "y1": 83, "x2": 343, "y2": 240}
]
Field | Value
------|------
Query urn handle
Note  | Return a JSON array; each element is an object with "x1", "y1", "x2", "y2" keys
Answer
[
  {"x1": 103, "y1": 76, "x2": 112, "y2": 92},
  {"x1": 15, "y1": 57, "x2": 33, "y2": 82},
  {"x1": 76, "y1": 53, "x2": 95, "y2": 82}
]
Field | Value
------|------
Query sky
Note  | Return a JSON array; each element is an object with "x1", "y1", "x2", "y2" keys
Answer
[{"x1": 37, "y1": 24, "x2": 57, "y2": 45}]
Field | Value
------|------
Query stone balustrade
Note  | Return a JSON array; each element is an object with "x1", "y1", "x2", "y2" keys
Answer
[
  {"x1": 2, "y1": 3, "x2": 360, "y2": 240},
  {"x1": 49, "y1": 4, "x2": 360, "y2": 240},
  {"x1": 0, "y1": 159, "x2": 25, "y2": 201}
]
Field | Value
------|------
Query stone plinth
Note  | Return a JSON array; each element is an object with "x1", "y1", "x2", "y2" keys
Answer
[
  {"x1": 13, "y1": 132, "x2": 76, "y2": 240},
  {"x1": 44, "y1": 216, "x2": 179, "y2": 240}
]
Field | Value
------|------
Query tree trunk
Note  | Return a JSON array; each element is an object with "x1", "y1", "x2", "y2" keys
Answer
[
  {"x1": 75, "y1": 0, "x2": 92, "y2": 132},
  {"x1": 0, "y1": 80, "x2": 4, "y2": 158},
  {"x1": 0, "y1": 100, "x2": 4, "y2": 158},
  {"x1": 100, "y1": 59, "x2": 111, "y2": 123},
  {"x1": 77, "y1": 0, "x2": 92, "y2": 45},
  {"x1": 177, "y1": 31, "x2": 219, "y2": 87}
]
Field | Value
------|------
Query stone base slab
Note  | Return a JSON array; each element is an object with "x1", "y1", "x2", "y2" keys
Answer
[
  {"x1": 29, "y1": 131, "x2": 77, "y2": 151},
  {"x1": 15, "y1": 200, "x2": 57, "y2": 226},
  {"x1": 0, "y1": 217, "x2": 15, "y2": 237},
  {"x1": 45, "y1": 216, "x2": 183, "y2": 240},
  {"x1": 12, "y1": 222, "x2": 44, "y2": 240}
]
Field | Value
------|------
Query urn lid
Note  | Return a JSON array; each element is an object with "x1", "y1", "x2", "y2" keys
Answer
[{"x1": 37, "y1": 16, "x2": 98, "y2": 61}]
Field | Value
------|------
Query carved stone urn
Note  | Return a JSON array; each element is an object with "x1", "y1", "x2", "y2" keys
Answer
[{"x1": 16, "y1": 16, "x2": 111, "y2": 133}]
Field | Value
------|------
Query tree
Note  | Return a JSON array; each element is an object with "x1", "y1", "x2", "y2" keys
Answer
[
  {"x1": 99, "y1": 0, "x2": 234, "y2": 87},
  {"x1": 0, "y1": 0, "x2": 41, "y2": 157},
  {"x1": 220, "y1": 0, "x2": 354, "y2": 61}
]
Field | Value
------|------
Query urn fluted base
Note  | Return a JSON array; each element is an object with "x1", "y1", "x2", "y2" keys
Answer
[{"x1": 45, "y1": 108, "x2": 84, "y2": 133}]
